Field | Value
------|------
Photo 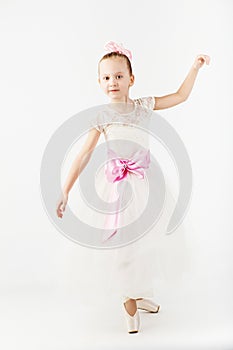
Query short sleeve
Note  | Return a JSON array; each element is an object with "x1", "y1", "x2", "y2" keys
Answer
[
  {"x1": 89, "y1": 113, "x2": 106, "y2": 133},
  {"x1": 134, "y1": 96, "x2": 155, "y2": 110},
  {"x1": 89, "y1": 120, "x2": 103, "y2": 133}
]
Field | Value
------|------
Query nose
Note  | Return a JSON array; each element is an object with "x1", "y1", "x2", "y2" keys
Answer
[{"x1": 109, "y1": 76, "x2": 117, "y2": 86}]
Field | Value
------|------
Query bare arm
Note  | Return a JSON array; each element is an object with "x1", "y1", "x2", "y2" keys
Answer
[
  {"x1": 154, "y1": 54, "x2": 210, "y2": 110},
  {"x1": 62, "y1": 128, "x2": 101, "y2": 195},
  {"x1": 56, "y1": 127, "x2": 101, "y2": 218}
]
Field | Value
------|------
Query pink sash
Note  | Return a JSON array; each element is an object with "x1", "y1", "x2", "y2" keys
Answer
[{"x1": 102, "y1": 148, "x2": 150, "y2": 242}]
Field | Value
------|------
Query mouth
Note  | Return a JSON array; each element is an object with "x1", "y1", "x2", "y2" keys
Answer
[{"x1": 109, "y1": 90, "x2": 119, "y2": 92}]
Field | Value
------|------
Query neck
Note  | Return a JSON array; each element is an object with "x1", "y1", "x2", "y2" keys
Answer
[{"x1": 110, "y1": 96, "x2": 133, "y2": 104}]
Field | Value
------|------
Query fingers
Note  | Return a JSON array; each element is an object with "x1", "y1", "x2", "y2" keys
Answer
[
  {"x1": 56, "y1": 193, "x2": 68, "y2": 218},
  {"x1": 194, "y1": 54, "x2": 210, "y2": 70},
  {"x1": 56, "y1": 200, "x2": 66, "y2": 218},
  {"x1": 197, "y1": 54, "x2": 211, "y2": 65},
  {"x1": 205, "y1": 55, "x2": 210, "y2": 65},
  {"x1": 56, "y1": 204, "x2": 63, "y2": 218}
]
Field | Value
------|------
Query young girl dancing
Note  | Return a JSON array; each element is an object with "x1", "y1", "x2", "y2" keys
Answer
[{"x1": 56, "y1": 41, "x2": 210, "y2": 334}]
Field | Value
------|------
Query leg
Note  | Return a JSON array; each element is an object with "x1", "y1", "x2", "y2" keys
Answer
[
  {"x1": 123, "y1": 298, "x2": 137, "y2": 316},
  {"x1": 123, "y1": 297, "x2": 140, "y2": 333}
]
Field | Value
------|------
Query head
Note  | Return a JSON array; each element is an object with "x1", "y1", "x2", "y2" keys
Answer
[{"x1": 98, "y1": 52, "x2": 135, "y2": 102}]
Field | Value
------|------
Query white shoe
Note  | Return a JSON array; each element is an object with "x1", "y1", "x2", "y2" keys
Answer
[
  {"x1": 123, "y1": 304, "x2": 140, "y2": 334},
  {"x1": 136, "y1": 298, "x2": 160, "y2": 313}
]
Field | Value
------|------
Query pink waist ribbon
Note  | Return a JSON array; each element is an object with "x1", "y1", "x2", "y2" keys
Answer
[{"x1": 102, "y1": 148, "x2": 150, "y2": 242}]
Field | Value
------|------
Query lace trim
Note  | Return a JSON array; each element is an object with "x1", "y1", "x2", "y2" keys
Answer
[{"x1": 91, "y1": 96, "x2": 155, "y2": 132}]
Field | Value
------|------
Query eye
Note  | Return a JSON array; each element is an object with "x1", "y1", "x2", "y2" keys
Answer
[
  {"x1": 116, "y1": 75, "x2": 123, "y2": 79},
  {"x1": 103, "y1": 76, "x2": 109, "y2": 80}
]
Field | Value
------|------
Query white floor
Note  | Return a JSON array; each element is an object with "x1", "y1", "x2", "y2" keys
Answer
[{"x1": 1, "y1": 278, "x2": 232, "y2": 350}]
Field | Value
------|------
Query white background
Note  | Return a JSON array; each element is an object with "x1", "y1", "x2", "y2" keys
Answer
[{"x1": 0, "y1": 0, "x2": 233, "y2": 349}]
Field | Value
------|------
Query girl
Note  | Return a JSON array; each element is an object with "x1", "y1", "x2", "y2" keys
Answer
[{"x1": 56, "y1": 41, "x2": 210, "y2": 334}]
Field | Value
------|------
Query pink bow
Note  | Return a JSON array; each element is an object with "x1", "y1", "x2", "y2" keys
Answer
[
  {"x1": 102, "y1": 148, "x2": 150, "y2": 242},
  {"x1": 104, "y1": 41, "x2": 132, "y2": 61}
]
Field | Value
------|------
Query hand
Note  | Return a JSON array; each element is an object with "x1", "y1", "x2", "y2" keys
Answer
[
  {"x1": 56, "y1": 192, "x2": 69, "y2": 218},
  {"x1": 193, "y1": 54, "x2": 210, "y2": 70}
]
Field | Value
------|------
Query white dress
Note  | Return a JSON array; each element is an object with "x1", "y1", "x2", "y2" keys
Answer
[{"x1": 75, "y1": 97, "x2": 189, "y2": 304}]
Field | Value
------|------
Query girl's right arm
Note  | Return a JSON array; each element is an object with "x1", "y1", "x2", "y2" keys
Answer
[
  {"x1": 153, "y1": 54, "x2": 210, "y2": 110},
  {"x1": 56, "y1": 128, "x2": 101, "y2": 218}
]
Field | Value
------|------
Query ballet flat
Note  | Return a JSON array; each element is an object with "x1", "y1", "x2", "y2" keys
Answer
[
  {"x1": 123, "y1": 304, "x2": 140, "y2": 334},
  {"x1": 136, "y1": 298, "x2": 160, "y2": 313}
]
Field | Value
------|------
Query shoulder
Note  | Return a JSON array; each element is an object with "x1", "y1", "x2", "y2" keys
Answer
[{"x1": 134, "y1": 96, "x2": 156, "y2": 110}]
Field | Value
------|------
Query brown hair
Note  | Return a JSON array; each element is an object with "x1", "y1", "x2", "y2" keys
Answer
[{"x1": 98, "y1": 52, "x2": 133, "y2": 76}]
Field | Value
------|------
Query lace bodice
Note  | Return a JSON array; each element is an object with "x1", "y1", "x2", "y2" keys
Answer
[
  {"x1": 89, "y1": 96, "x2": 155, "y2": 158},
  {"x1": 90, "y1": 96, "x2": 155, "y2": 132}
]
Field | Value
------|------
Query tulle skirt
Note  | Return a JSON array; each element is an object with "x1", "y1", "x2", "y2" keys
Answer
[{"x1": 73, "y1": 173, "x2": 189, "y2": 304}]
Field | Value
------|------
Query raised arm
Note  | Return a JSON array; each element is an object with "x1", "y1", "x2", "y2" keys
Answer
[{"x1": 154, "y1": 54, "x2": 210, "y2": 110}]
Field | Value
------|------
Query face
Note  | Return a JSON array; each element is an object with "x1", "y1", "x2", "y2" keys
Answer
[{"x1": 98, "y1": 57, "x2": 134, "y2": 102}]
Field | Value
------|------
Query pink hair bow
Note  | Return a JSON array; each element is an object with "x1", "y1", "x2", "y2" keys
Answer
[{"x1": 104, "y1": 41, "x2": 132, "y2": 61}]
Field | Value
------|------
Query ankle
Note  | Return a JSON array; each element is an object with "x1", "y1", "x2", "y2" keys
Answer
[{"x1": 124, "y1": 298, "x2": 137, "y2": 316}]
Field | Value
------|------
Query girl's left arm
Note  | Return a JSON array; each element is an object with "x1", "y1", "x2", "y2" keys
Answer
[{"x1": 154, "y1": 54, "x2": 210, "y2": 110}]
